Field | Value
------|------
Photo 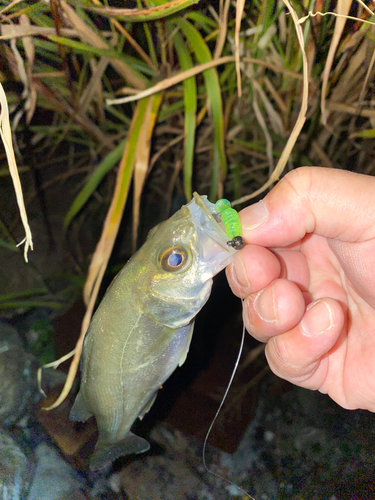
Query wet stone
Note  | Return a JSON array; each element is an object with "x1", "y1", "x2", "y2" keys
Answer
[
  {"x1": 0, "y1": 426, "x2": 28, "y2": 500},
  {"x1": 221, "y1": 373, "x2": 375, "y2": 499},
  {"x1": 113, "y1": 424, "x2": 234, "y2": 500},
  {"x1": 28, "y1": 443, "x2": 85, "y2": 500},
  {"x1": 0, "y1": 323, "x2": 39, "y2": 426}
]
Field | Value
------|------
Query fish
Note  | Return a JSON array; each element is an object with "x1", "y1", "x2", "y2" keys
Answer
[{"x1": 69, "y1": 193, "x2": 240, "y2": 470}]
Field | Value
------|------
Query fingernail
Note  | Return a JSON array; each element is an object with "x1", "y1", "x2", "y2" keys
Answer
[
  {"x1": 300, "y1": 300, "x2": 334, "y2": 337},
  {"x1": 232, "y1": 252, "x2": 251, "y2": 291},
  {"x1": 243, "y1": 200, "x2": 268, "y2": 230},
  {"x1": 254, "y1": 285, "x2": 278, "y2": 323}
]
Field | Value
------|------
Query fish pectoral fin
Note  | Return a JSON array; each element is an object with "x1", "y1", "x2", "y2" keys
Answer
[
  {"x1": 90, "y1": 432, "x2": 150, "y2": 471},
  {"x1": 69, "y1": 391, "x2": 93, "y2": 422},
  {"x1": 138, "y1": 391, "x2": 158, "y2": 420},
  {"x1": 178, "y1": 321, "x2": 195, "y2": 367}
]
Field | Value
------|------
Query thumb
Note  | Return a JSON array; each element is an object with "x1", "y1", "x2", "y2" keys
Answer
[{"x1": 240, "y1": 167, "x2": 375, "y2": 247}]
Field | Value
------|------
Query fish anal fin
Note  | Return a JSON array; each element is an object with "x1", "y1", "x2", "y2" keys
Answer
[
  {"x1": 178, "y1": 321, "x2": 195, "y2": 367},
  {"x1": 69, "y1": 391, "x2": 93, "y2": 422},
  {"x1": 138, "y1": 391, "x2": 158, "y2": 421},
  {"x1": 90, "y1": 432, "x2": 150, "y2": 470}
]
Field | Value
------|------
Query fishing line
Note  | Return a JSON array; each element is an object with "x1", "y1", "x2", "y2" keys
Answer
[{"x1": 202, "y1": 299, "x2": 256, "y2": 500}]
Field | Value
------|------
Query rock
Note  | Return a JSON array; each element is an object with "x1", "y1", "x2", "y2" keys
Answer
[
  {"x1": 223, "y1": 373, "x2": 375, "y2": 499},
  {"x1": 0, "y1": 427, "x2": 28, "y2": 500},
  {"x1": 115, "y1": 424, "x2": 232, "y2": 500},
  {"x1": 27, "y1": 443, "x2": 85, "y2": 500},
  {"x1": 0, "y1": 323, "x2": 22, "y2": 347},
  {"x1": 0, "y1": 323, "x2": 39, "y2": 426}
]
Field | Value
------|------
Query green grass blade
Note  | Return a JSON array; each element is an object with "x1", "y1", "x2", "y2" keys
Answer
[
  {"x1": 0, "y1": 239, "x2": 18, "y2": 251},
  {"x1": 89, "y1": 0, "x2": 201, "y2": 22},
  {"x1": 0, "y1": 288, "x2": 48, "y2": 301},
  {"x1": 0, "y1": 301, "x2": 62, "y2": 310},
  {"x1": 132, "y1": 93, "x2": 163, "y2": 250},
  {"x1": 0, "y1": 218, "x2": 17, "y2": 251},
  {"x1": 171, "y1": 29, "x2": 197, "y2": 201},
  {"x1": 45, "y1": 35, "x2": 118, "y2": 56},
  {"x1": 64, "y1": 140, "x2": 126, "y2": 229},
  {"x1": 178, "y1": 19, "x2": 226, "y2": 200},
  {"x1": 46, "y1": 35, "x2": 153, "y2": 79},
  {"x1": 45, "y1": 35, "x2": 126, "y2": 66},
  {"x1": 143, "y1": 21, "x2": 158, "y2": 68},
  {"x1": 158, "y1": 100, "x2": 185, "y2": 122},
  {"x1": 186, "y1": 12, "x2": 218, "y2": 30},
  {"x1": 83, "y1": 97, "x2": 151, "y2": 305},
  {"x1": 350, "y1": 129, "x2": 375, "y2": 139},
  {"x1": 14, "y1": 1, "x2": 50, "y2": 19}
]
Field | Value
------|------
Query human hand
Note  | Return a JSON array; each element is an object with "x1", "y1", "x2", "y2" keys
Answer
[{"x1": 226, "y1": 167, "x2": 375, "y2": 411}]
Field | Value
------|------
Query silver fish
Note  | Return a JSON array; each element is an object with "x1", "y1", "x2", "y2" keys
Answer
[{"x1": 69, "y1": 193, "x2": 237, "y2": 470}]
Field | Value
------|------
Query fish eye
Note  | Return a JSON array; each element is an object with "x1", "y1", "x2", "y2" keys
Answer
[{"x1": 159, "y1": 246, "x2": 190, "y2": 272}]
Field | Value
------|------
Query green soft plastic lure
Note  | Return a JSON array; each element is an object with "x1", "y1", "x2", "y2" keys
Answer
[{"x1": 214, "y1": 199, "x2": 245, "y2": 250}]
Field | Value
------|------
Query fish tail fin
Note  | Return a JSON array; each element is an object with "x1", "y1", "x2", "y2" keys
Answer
[{"x1": 89, "y1": 432, "x2": 150, "y2": 471}]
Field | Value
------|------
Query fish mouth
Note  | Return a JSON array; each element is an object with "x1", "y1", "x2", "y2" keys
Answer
[{"x1": 187, "y1": 192, "x2": 237, "y2": 278}]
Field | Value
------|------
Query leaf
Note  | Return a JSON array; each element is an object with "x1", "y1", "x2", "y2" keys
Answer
[
  {"x1": 0, "y1": 288, "x2": 48, "y2": 301},
  {"x1": 171, "y1": 28, "x2": 197, "y2": 201},
  {"x1": 0, "y1": 82, "x2": 33, "y2": 261},
  {"x1": 64, "y1": 140, "x2": 126, "y2": 229},
  {"x1": 43, "y1": 98, "x2": 151, "y2": 411},
  {"x1": 88, "y1": 0, "x2": 201, "y2": 22},
  {"x1": 178, "y1": 18, "x2": 226, "y2": 200},
  {"x1": 0, "y1": 301, "x2": 61, "y2": 310},
  {"x1": 320, "y1": 0, "x2": 352, "y2": 125},
  {"x1": 46, "y1": 35, "x2": 127, "y2": 64},
  {"x1": 84, "y1": 99, "x2": 150, "y2": 305},
  {"x1": 232, "y1": 0, "x2": 309, "y2": 206},
  {"x1": 350, "y1": 129, "x2": 375, "y2": 139},
  {"x1": 186, "y1": 12, "x2": 218, "y2": 30},
  {"x1": 106, "y1": 56, "x2": 235, "y2": 105},
  {"x1": 60, "y1": 1, "x2": 147, "y2": 89},
  {"x1": 132, "y1": 93, "x2": 163, "y2": 251},
  {"x1": 235, "y1": 0, "x2": 245, "y2": 96}
]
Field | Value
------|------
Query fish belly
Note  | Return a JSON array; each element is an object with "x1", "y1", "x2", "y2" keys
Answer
[{"x1": 70, "y1": 297, "x2": 193, "y2": 469}]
